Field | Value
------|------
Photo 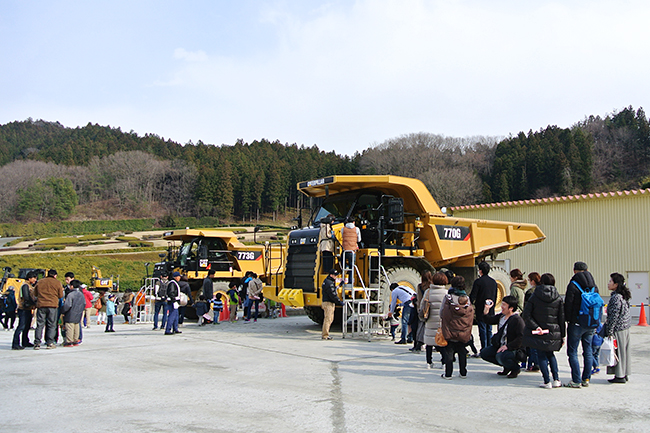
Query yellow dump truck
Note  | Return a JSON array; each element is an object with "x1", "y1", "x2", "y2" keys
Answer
[
  {"x1": 263, "y1": 175, "x2": 545, "y2": 324},
  {"x1": 154, "y1": 228, "x2": 284, "y2": 299}
]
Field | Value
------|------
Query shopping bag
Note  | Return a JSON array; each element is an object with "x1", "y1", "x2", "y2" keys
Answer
[{"x1": 600, "y1": 336, "x2": 618, "y2": 367}]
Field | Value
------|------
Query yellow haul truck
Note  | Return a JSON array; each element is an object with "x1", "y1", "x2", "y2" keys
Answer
[
  {"x1": 263, "y1": 175, "x2": 545, "y2": 324},
  {"x1": 154, "y1": 228, "x2": 284, "y2": 303}
]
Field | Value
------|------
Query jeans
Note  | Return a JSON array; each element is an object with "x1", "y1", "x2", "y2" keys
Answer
[
  {"x1": 480, "y1": 345, "x2": 520, "y2": 371},
  {"x1": 477, "y1": 320, "x2": 492, "y2": 350},
  {"x1": 153, "y1": 301, "x2": 167, "y2": 329},
  {"x1": 246, "y1": 299, "x2": 260, "y2": 321},
  {"x1": 34, "y1": 307, "x2": 58, "y2": 346},
  {"x1": 213, "y1": 309, "x2": 221, "y2": 324},
  {"x1": 106, "y1": 315, "x2": 114, "y2": 331},
  {"x1": 526, "y1": 348, "x2": 539, "y2": 368},
  {"x1": 165, "y1": 303, "x2": 179, "y2": 333},
  {"x1": 537, "y1": 350, "x2": 559, "y2": 383},
  {"x1": 12, "y1": 309, "x2": 33, "y2": 348},
  {"x1": 400, "y1": 303, "x2": 412, "y2": 342},
  {"x1": 567, "y1": 323, "x2": 594, "y2": 383},
  {"x1": 178, "y1": 306, "x2": 186, "y2": 325},
  {"x1": 592, "y1": 344, "x2": 601, "y2": 369}
]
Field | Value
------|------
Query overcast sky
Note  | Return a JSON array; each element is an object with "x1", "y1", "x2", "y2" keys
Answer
[{"x1": 1, "y1": 0, "x2": 648, "y2": 155}]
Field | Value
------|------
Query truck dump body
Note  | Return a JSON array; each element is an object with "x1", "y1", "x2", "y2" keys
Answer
[{"x1": 298, "y1": 175, "x2": 545, "y2": 268}]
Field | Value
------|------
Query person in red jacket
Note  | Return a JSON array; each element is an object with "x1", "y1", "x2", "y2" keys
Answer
[{"x1": 81, "y1": 284, "x2": 94, "y2": 328}]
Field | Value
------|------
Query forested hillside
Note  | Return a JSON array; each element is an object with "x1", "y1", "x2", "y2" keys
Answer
[{"x1": 0, "y1": 106, "x2": 648, "y2": 224}]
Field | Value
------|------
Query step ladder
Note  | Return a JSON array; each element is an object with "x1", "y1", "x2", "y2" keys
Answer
[
  {"x1": 135, "y1": 278, "x2": 158, "y2": 323},
  {"x1": 342, "y1": 250, "x2": 390, "y2": 341}
]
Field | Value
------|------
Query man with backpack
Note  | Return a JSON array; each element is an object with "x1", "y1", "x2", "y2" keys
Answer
[
  {"x1": 564, "y1": 261, "x2": 603, "y2": 388},
  {"x1": 152, "y1": 274, "x2": 169, "y2": 330}
]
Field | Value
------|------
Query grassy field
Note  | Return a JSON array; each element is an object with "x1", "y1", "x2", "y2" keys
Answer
[{"x1": 0, "y1": 249, "x2": 165, "y2": 291}]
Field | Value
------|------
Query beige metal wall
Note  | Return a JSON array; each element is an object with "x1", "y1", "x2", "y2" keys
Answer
[{"x1": 451, "y1": 194, "x2": 650, "y2": 296}]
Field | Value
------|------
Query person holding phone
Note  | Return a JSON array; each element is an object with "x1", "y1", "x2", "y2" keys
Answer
[{"x1": 522, "y1": 273, "x2": 565, "y2": 388}]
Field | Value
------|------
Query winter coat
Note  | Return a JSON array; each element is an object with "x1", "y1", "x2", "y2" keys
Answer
[
  {"x1": 342, "y1": 223, "x2": 360, "y2": 251},
  {"x1": 63, "y1": 289, "x2": 86, "y2": 323},
  {"x1": 522, "y1": 284, "x2": 565, "y2": 352},
  {"x1": 440, "y1": 296, "x2": 474, "y2": 344},
  {"x1": 195, "y1": 300, "x2": 209, "y2": 317},
  {"x1": 318, "y1": 222, "x2": 334, "y2": 252},
  {"x1": 202, "y1": 277, "x2": 214, "y2": 300},
  {"x1": 248, "y1": 278, "x2": 263, "y2": 299},
  {"x1": 82, "y1": 288, "x2": 93, "y2": 308},
  {"x1": 322, "y1": 276, "x2": 343, "y2": 306},
  {"x1": 34, "y1": 276, "x2": 64, "y2": 309},
  {"x1": 509, "y1": 279, "x2": 527, "y2": 313},
  {"x1": 17, "y1": 283, "x2": 36, "y2": 311},
  {"x1": 421, "y1": 284, "x2": 447, "y2": 346},
  {"x1": 470, "y1": 274, "x2": 497, "y2": 321},
  {"x1": 604, "y1": 291, "x2": 631, "y2": 337},
  {"x1": 106, "y1": 299, "x2": 116, "y2": 316},
  {"x1": 485, "y1": 312, "x2": 525, "y2": 351},
  {"x1": 565, "y1": 271, "x2": 598, "y2": 325}
]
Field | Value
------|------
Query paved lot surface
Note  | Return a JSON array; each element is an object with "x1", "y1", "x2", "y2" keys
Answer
[{"x1": 1, "y1": 316, "x2": 648, "y2": 433}]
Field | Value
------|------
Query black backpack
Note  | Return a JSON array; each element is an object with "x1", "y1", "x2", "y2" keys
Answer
[{"x1": 156, "y1": 280, "x2": 168, "y2": 301}]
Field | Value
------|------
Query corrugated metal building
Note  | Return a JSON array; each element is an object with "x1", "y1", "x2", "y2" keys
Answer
[{"x1": 450, "y1": 189, "x2": 650, "y2": 316}]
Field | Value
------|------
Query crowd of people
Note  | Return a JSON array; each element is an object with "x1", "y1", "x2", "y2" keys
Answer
[
  {"x1": 6, "y1": 260, "x2": 634, "y2": 388},
  {"x1": 3, "y1": 266, "x2": 271, "y2": 348},
  {"x1": 386, "y1": 261, "x2": 632, "y2": 387}
]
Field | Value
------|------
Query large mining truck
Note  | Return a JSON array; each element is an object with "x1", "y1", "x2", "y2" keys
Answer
[
  {"x1": 262, "y1": 175, "x2": 545, "y2": 325},
  {"x1": 152, "y1": 228, "x2": 284, "y2": 307}
]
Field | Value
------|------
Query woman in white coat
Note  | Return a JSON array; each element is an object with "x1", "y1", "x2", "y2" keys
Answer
[{"x1": 420, "y1": 272, "x2": 449, "y2": 369}]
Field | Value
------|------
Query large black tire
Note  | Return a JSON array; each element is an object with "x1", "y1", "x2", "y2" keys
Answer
[
  {"x1": 304, "y1": 305, "x2": 324, "y2": 324},
  {"x1": 304, "y1": 305, "x2": 343, "y2": 326}
]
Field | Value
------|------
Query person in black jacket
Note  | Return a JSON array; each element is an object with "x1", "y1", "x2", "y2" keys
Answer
[
  {"x1": 165, "y1": 272, "x2": 182, "y2": 335},
  {"x1": 480, "y1": 295, "x2": 525, "y2": 378},
  {"x1": 470, "y1": 262, "x2": 497, "y2": 350},
  {"x1": 523, "y1": 273, "x2": 565, "y2": 388},
  {"x1": 321, "y1": 269, "x2": 343, "y2": 340},
  {"x1": 12, "y1": 271, "x2": 37, "y2": 350},
  {"x1": 564, "y1": 261, "x2": 598, "y2": 388}
]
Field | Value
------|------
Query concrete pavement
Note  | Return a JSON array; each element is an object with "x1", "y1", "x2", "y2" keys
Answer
[{"x1": 1, "y1": 316, "x2": 648, "y2": 433}]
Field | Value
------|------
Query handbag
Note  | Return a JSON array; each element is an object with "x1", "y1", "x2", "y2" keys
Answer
[
  {"x1": 421, "y1": 298, "x2": 430, "y2": 320},
  {"x1": 600, "y1": 336, "x2": 618, "y2": 367},
  {"x1": 94, "y1": 298, "x2": 102, "y2": 310},
  {"x1": 435, "y1": 328, "x2": 448, "y2": 347}
]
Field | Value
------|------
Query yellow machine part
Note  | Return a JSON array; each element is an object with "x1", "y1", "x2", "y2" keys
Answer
[
  {"x1": 276, "y1": 288, "x2": 305, "y2": 308},
  {"x1": 299, "y1": 175, "x2": 545, "y2": 268}
]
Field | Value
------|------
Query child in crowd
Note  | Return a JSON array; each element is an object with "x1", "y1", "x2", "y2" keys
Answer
[
  {"x1": 212, "y1": 293, "x2": 224, "y2": 325},
  {"x1": 591, "y1": 322, "x2": 604, "y2": 374},
  {"x1": 390, "y1": 309, "x2": 399, "y2": 341},
  {"x1": 227, "y1": 281, "x2": 239, "y2": 323},
  {"x1": 105, "y1": 294, "x2": 116, "y2": 332},
  {"x1": 195, "y1": 295, "x2": 210, "y2": 326}
]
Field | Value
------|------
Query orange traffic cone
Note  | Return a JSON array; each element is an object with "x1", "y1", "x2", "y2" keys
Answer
[
  {"x1": 220, "y1": 306, "x2": 230, "y2": 322},
  {"x1": 280, "y1": 303, "x2": 287, "y2": 318},
  {"x1": 637, "y1": 303, "x2": 649, "y2": 326}
]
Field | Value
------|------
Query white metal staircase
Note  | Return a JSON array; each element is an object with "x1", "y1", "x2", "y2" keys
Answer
[{"x1": 341, "y1": 250, "x2": 390, "y2": 341}]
